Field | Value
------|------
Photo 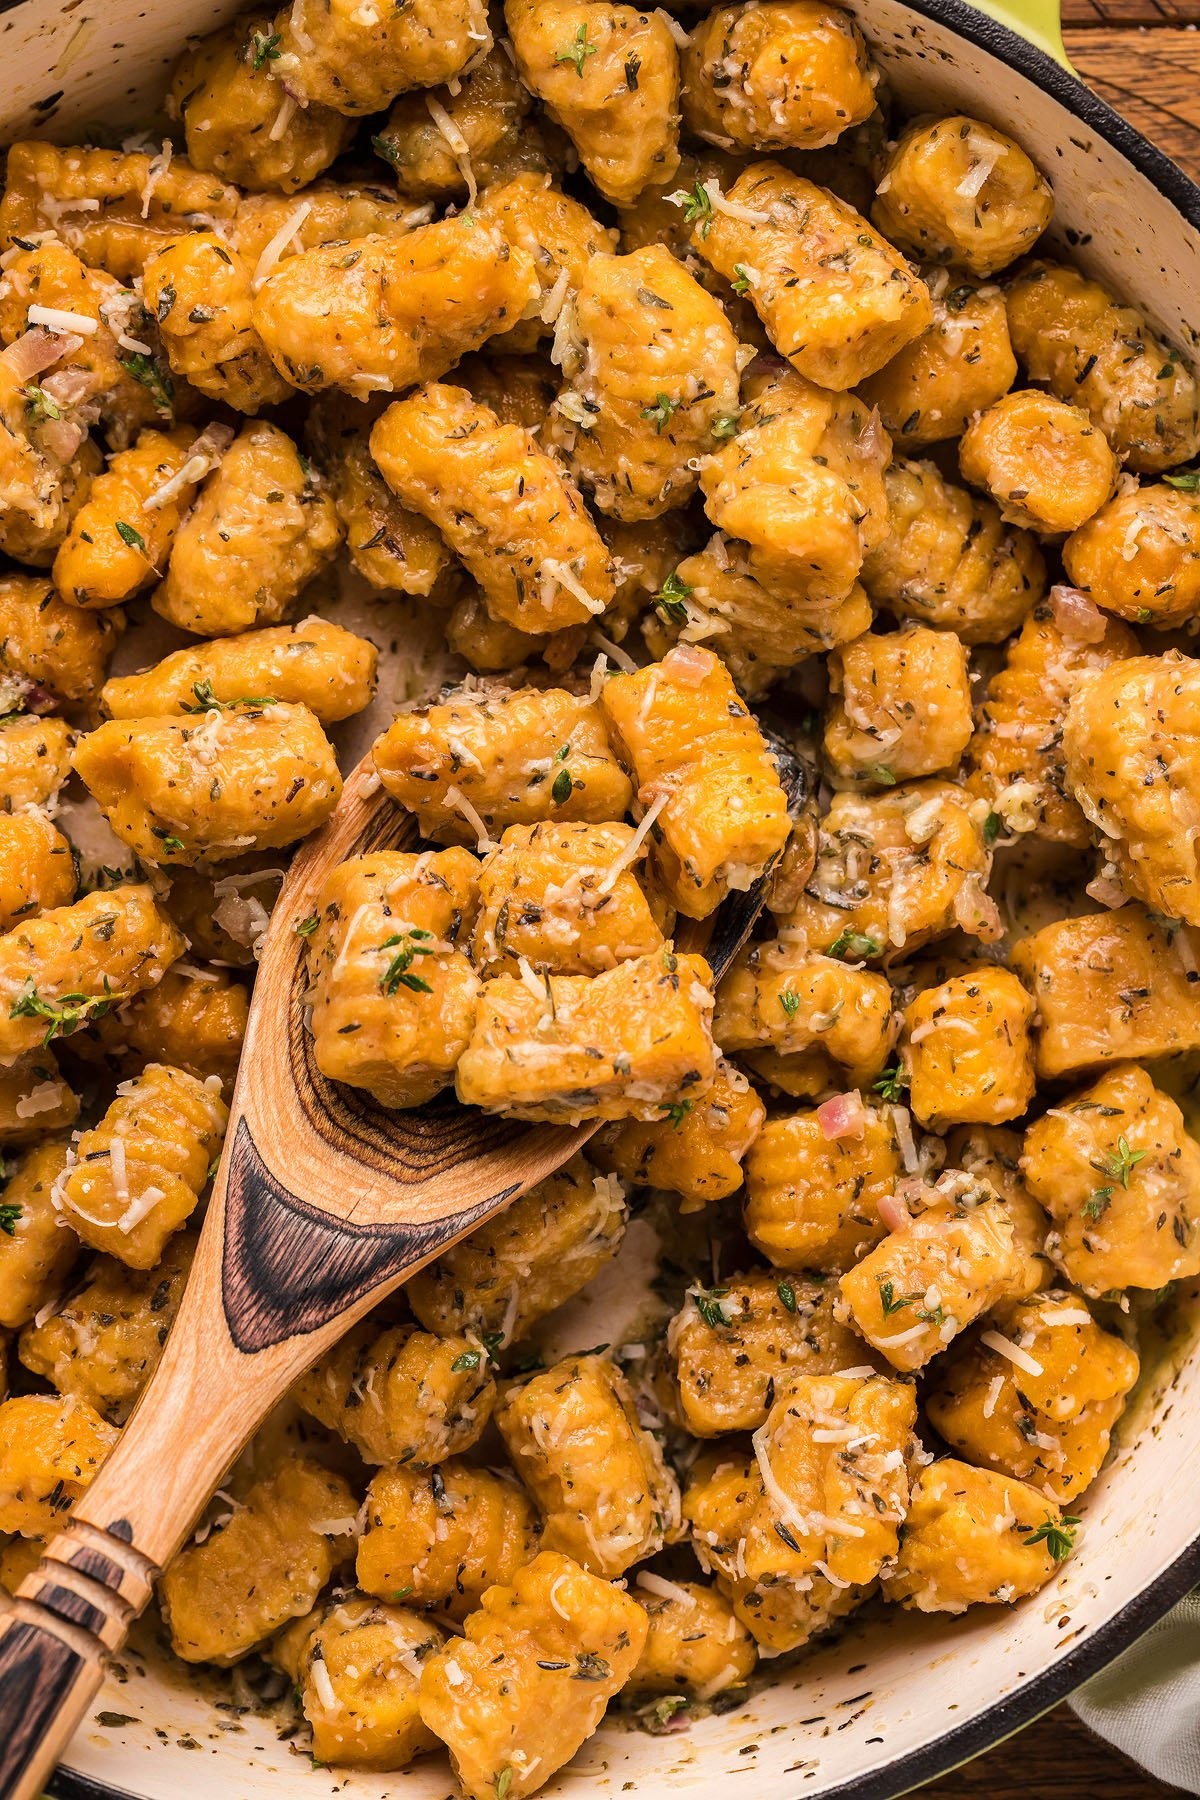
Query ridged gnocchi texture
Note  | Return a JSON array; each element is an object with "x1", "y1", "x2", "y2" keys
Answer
[{"x1": 5, "y1": 11, "x2": 1200, "y2": 1791}]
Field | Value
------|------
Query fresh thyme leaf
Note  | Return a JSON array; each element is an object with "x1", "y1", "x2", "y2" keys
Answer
[
  {"x1": 654, "y1": 570, "x2": 692, "y2": 623},
  {"x1": 777, "y1": 1281, "x2": 797, "y2": 1313},
  {"x1": 555, "y1": 22, "x2": 597, "y2": 75},
  {"x1": 451, "y1": 1349, "x2": 482, "y2": 1371},
  {"x1": 693, "y1": 1285, "x2": 730, "y2": 1328},
  {"x1": 872, "y1": 1063, "x2": 909, "y2": 1103},
  {"x1": 1022, "y1": 1514, "x2": 1080, "y2": 1561},
  {"x1": 827, "y1": 927, "x2": 881, "y2": 959},
  {"x1": 0, "y1": 1201, "x2": 21, "y2": 1237},
  {"x1": 371, "y1": 134, "x2": 401, "y2": 166},
  {"x1": 119, "y1": 351, "x2": 173, "y2": 413},
  {"x1": 778, "y1": 988, "x2": 801, "y2": 1017},
  {"x1": 983, "y1": 810, "x2": 1002, "y2": 846},
  {"x1": 250, "y1": 27, "x2": 282, "y2": 67},
  {"x1": 9, "y1": 979, "x2": 124, "y2": 1045},
  {"x1": 1090, "y1": 1134, "x2": 1147, "y2": 1189},
  {"x1": 115, "y1": 519, "x2": 147, "y2": 554},
  {"x1": 377, "y1": 928, "x2": 435, "y2": 996},
  {"x1": 295, "y1": 914, "x2": 320, "y2": 938},
  {"x1": 731, "y1": 263, "x2": 753, "y2": 295},
  {"x1": 878, "y1": 1277, "x2": 919, "y2": 1319},
  {"x1": 551, "y1": 767, "x2": 573, "y2": 805},
  {"x1": 641, "y1": 392, "x2": 677, "y2": 434},
  {"x1": 1164, "y1": 470, "x2": 1200, "y2": 491},
  {"x1": 663, "y1": 1099, "x2": 692, "y2": 1128},
  {"x1": 23, "y1": 383, "x2": 62, "y2": 421}
]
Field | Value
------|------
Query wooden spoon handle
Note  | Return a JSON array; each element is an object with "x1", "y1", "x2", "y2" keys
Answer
[{"x1": 0, "y1": 1118, "x2": 440, "y2": 1800}]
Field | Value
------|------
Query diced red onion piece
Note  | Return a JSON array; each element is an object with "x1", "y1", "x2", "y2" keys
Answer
[
  {"x1": 816, "y1": 1090, "x2": 867, "y2": 1141},
  {"x1": 663, "y1": 643, "x2": 715, "y2": 687},
  {"x1": 0, "y1": 327, "x2": 80, "y2": 382},
  {"x1": 1049, "y1": 583, "x2": 1107, "y2": 643},
  {"x1": 877, "y1": 1189, "x2": 912, "y2": 1233}
]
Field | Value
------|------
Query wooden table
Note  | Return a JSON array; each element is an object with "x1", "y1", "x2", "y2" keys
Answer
[{"x1": 917, "y1": 26, "x2": 1198, "y2": 1796}]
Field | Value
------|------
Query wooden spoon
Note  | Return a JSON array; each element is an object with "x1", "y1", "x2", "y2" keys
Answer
[{"x1": 0, "y1": 738, "x2": 806, "y2": 1799}]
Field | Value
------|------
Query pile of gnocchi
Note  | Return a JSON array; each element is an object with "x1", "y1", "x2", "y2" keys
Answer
[{"x1": 1, "y1": 0, "x2": 1199, "y2": 1791}]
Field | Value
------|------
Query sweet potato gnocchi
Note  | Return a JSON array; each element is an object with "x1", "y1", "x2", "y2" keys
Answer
[{"x1": 2, "y1": 5, "x2": 1198, "y2": 1794}]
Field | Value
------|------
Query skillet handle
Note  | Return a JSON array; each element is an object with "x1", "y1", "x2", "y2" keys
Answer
[{"x1": 967, "y1": 0, "x2": 1073, "y2": 70}]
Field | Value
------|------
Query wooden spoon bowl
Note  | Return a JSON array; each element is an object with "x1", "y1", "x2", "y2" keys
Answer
[{"x1": 0, "y1": 739, "x2": 806, "y2": 1800}]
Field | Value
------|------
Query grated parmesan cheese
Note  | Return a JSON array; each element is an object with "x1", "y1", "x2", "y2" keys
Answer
[
  {"x1": 980, "y1": 1329, "x2": 1044, "y2": 1378},
  {"x1": 252, "y1": 199, "x2": 313, "y2": 290},
  {"x1": 596, "y1": 790, "x2": 669, "y2": 895},
  {"x1": 425, "y1": 96, "x2": 477, "y2": 206},
  {"x1": 27, "y1": 304, "x2": 98, "y2": 336},
  {"x1": 443, "y1": 783, "x2": 497, "y2": 853}
]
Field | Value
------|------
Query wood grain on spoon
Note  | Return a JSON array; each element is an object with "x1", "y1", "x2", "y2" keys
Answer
[{"x1": 0, "y1": 739, "x2": 805, "y2": 1800}]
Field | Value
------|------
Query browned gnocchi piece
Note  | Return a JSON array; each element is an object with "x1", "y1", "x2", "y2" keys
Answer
[
  {"x1": 872, "y1": 116, "x2": 1053, "y2": 277},
  {"x1": 295, "y1": 1321, "x2": 496, "y2": 1467},
  {"x1": 18, "y1": 1232, "x2": 193, "y2": 1422},
  {"x1": 838, "y1": 1172, "x2": 1024, "y2": 1371},
  {"x1": 0, "y1": 811, "x2": 76, "y2": 935},
  {"x1": 1010, "y1": 905, "x2": 1200, "y2": 1079},
  {"x1": 417, "y1": 1551, "x2": 648, "y2": 1800},
  {"x1": 253, "y1": 218, "x2": 538, "y2": 398},
  {"x1": 281, "y1": 1595, "x2": 443, "y2": 1771},
  {"x1": 924, "y1": 1289, "x2": 1139, "y2": 1504},
  {"x1": 496, "y1": 1354, "x2": 680, "y2": 1573},
  {"x1": 0, "y1": 1140, "x2": 78, "y2": 1331},
  {"x1": 1062, "y1": 651, "x2": 1200, "y2": 925},
  {"x1": 0, "y1": 141, "x2": 239, "y2": 281},
  {"x1": 966, "y1": 597, "x2": 1139, "y2": 849},
  {"x1": 305, "y1": 849, "x2": 480, "y2": 1110},
  {"x1": 0, "y1": 1056, "x2": 78, "y2": 1146},
  {"x1": 152, "y1": 421, "x2": 342, "y2": 636},
  {"x1": 372, "y1": 46, "x2": 543, "y2": 201},
  {"x1": 1022, "y1": 1063, "x2": 1200, "y2": 1295},
  {"x1": 600, "y1": 647, "x2": 791, "y2": 918},
  {"x1": 743, "y1": 1102, "x2": 902, "y2": 1271},
  {"x1": 547, "y1": 244, "x2": 742, "y2": 521},
  {"x1": 682, "y1": 1, "x2": 877, "y2": 153},
  {"x1": 456, "y1": 948, "x2": 716, "y2": 1125},
  {"x1": 101, "y1": 616, "x2": 377, "y2": 725},
  {"x1": 629, "y1": 1575, "x2": 757, "y2": 1697},
  {"x1": 593, "y1": 1057, "x2": 764, "y2": 1210},
  {"x1": 169, "y1": 13, "x2": 354, "y2": 192},
  {"x1": 55, "y1": 1062, "x2": 227, "y2": 1270},
  {"x1": 823, "y1": 625, "x2": 973, "y2": 787},
  {"x1": 698, "y1": 362, "x2": 889, "y2": 605},
  {"x1": 0, "y1": 717, "x2": 73, "y2": 812},
  {"x1": 408, "y1": 1155, "x2": 627, "y2": 1343},
  {"x1": 861, "y1": 458, "x2": 1044, "y2": 644},
  {"x1": 472, "y1": 820, "x2": 668, "y2": 975},
  {"x1": 714, "y1": 940, "x2": 895, "y2": 1084},
  {"x1": 670, "y1": 1269, "x2": 876, "y2": 1434},
  {"x1": 506, "y1": 0, "x2": 680, "y2": 204},
  {"x1": 858, "y1": 275, "x2": 1016, "y2": 448},
  {"x1": 882, "y1": 1458, "x2": 1074, "y2": 1612},
  {"x1": 72, "y1": 704, "x2": 343, "y2": 867},
  {"x1": 778, "y1": 781, "x2": 999, "y2": 961},
  {"x1": 0, "y1": 1392, "x2": 116, "y2": 1535},
  {"x1": 52, "y1": 427, "x2": 200, "y2": 609},
  {"x1": 0, "y1": 885, "x2": 184, "y2": 1065},
  {"x1": 959, "y1": 390, "x2": 1118, "y2": 536},
  {"x1": 903, "y1": 967, "x2": 1037, "y2": 1129},
  {"x1": 275, "y1": 0, "x2": 490, "y2": 115},
  {"x1": 1007, "y1": 260, "x2": 1200, "y2": 474},
  {"x1": 142, "y1": 234, "x2": 293, "y2": 413},
  {"x1": 1063, "y1": 480, "x2": 1200, "y2": 628},
  {"x1": 695, "y1": 160, "x2": 932, "y2": 389},
  {"x1": 159, "y1": 1459, "x2": 358, "y2": 1663},
  {"x1": 370, "y1": 382, "x2": 615, "y2": 633},
  {"x1": 0, "y1": 571, "x2": 121, "y2": 704},
  {"x1": 357, "y1": 1461, "x2": 542, "y2": 1620},
  {"x1": 372, "y1": 687, "x2": 633, "y2": 842}
]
